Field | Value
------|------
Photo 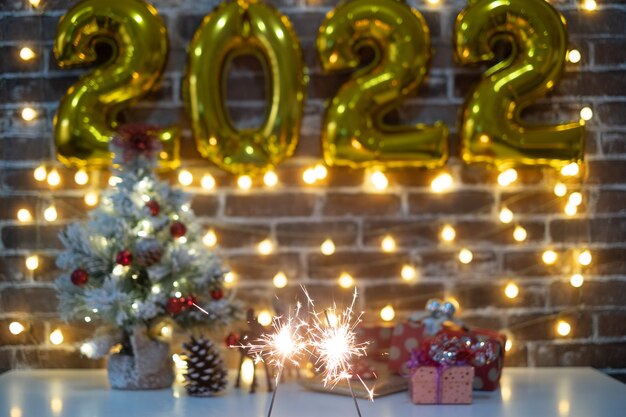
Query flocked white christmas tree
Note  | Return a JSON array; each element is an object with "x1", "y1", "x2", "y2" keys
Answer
[{"x1": 55, "y1": 125, "x2": 239, "y2": 357}]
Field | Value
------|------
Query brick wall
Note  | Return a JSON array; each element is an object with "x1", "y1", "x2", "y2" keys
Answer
[{"x1": 1, "y1": 0, "x2": 625, "y2": 377}]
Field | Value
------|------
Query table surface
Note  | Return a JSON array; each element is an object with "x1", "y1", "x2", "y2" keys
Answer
[{"x1": 1, "y1": 368, "x2": 625, "y2": 417}]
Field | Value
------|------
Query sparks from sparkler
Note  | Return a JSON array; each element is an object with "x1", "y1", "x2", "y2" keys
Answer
[{"x1": 303, "y1": 286, "x2": 375, "y2": 406}]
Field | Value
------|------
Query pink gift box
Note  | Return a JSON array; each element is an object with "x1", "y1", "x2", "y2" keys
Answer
[{"x1": 410, "y1": 366, "x2": 474, "y2": 404}]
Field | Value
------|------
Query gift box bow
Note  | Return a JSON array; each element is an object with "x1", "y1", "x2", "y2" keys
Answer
[{"x1": 407, "y1": 331, "x2": 499, "y2": 370}]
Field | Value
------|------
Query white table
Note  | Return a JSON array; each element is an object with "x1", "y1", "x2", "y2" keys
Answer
[{"x1": 0, "y1": 368, "x2": 624, "y2": 417}]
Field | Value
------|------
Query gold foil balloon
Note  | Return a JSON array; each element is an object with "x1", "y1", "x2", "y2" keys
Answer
[
  {"x1": 184, "y1": 0, "x2": 307, "y2": 176},
  {"x1": 54, "y1": 0, "x2": 179, "y2": 170},
  {"x1": 455, "y1": 0, "x2": 584, "y2": 169},
  {"x1": 317, "y1": 0, "x2": 448, "y2": 169}
]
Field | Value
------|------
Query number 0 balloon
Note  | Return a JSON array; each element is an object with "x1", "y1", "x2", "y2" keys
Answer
[
  {"x1": 54, "y1": 0, "x2": 179, "y2": 169},
  {"x1": 455, "y1": 0, "x2": 584, "y2": 169},
  {"x1": 184, "y1": 0, "x2": 307, "y2": 176}
]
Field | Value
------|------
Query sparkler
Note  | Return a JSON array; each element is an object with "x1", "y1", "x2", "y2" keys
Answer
[{"x1": 304, "y1": 286, "x2": 374, "y2": 417}]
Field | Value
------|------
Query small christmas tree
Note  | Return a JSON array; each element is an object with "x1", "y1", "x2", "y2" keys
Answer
[
  {"x1": 183, "y1": 336, "x2": 228, "y2": 396},
  {"x1": 55, "y1": 124, "x2": 239, "y2": 357}
]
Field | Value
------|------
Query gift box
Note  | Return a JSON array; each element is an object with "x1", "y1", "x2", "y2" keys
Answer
[
  {"x1": 410, "y1": 366, "x2": 474, "y2": 404},
  {"x1": 469, "y1": 328, "x2": 506, "y2": 391},
  {"x1": 388, "y1": 321, "x2": 428, "y2": 374},
  {"x1": 356, "y1": 325, "x2": 393, "y2": 361}
]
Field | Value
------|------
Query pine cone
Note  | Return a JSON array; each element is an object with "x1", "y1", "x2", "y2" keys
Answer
[
  {"x1": 135, "y1": 238, "x2": 164, "y2": 267},
  {"x1": 183, "y1": 336, "x2": 228, "y2": 396}
]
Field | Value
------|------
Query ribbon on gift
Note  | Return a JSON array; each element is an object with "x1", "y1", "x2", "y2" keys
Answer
[
  {"x1": 408, "y1": 332, "x2": 499, "y2": 370},
  {"x1": 408, "y1": 299, "x2": 469, "y2": 336}
]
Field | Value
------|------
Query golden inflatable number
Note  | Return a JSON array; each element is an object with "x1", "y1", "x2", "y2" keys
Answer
[
  {"x1": 184, "y1": 0, "x2": 307, "y2": 176},
  {"x1": 54, "y1": 0, "x2": 179, "y2": 169},
  {"x1": 317, "y1": 0, "x2": 448, "y2": 169},
  {"x1": 455, "y1": 0, "x2": 584, "y2": 169}
]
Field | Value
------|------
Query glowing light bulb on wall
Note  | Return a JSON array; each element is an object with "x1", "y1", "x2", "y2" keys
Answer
[
  {"x1": 554, "y1": 182, "x2": 567, "y2": 197},
  {"x1": 314, "y1": 163, "x2": 328, "y2": 180},
  {"x1": 224, "y1": 271, "x2": 236, "y2": 288},
  {"x1": 582, "y1": 0, "x2": 597, "y2": 12},
  {"x1": 257, "y1": 310, "x2": 273, "y2": 326},
  {"x1": 43, "y1": 205, "x2": 58, "y2": 222},
  {"x1": 257, "y1": 238, "x2": 274, "y2": 255},
  {"x1": 178, "y1": 170, "x2": 193, "y2": 186},
  {"x1": 47, "y1": 169, "x2": 61, "y2": 187},
  {"x1": 273, "y1": 271, "x2": 288, "y2": 289},
  {"x1": 338, "y1": 272, "x2": 354, "y2": 288},
  {"x1": 21, "y1": 107, "x2": 37, "y2": 121},
  {"x1": 431, "y1": 172, "x2": 453, "y2": 193},
  {"x1": 381, "y1": 235, "x2": 396, "y2": 252},
  {"x1": 577, "y1": 250, "x2": 592, "y2": 266},
  {"x1": 237, "y1": 175, "x2": 252, "y2": 190},
  {"x1": 369, "y1": 170, "x2": 388, "y2": 191},
  {"x1": 320, "y1": 238, "x2": 336, "y2": 256},
  {"x1": 570, "y1": 273, "x2": 584, "y2": 288},
  {"x1": 201, "y1": 174, "x2": 216, "y2": 190},
  {"x1": 440, "y1": 224, "x2": 456, "y2": 242},
  {"x1": 34, "y1": 164, "x2": 47, "y2": 181},
  {"x1": 9, "y1": 321, "x2": 25, "y2": 335},
  {"x1": 556, "y1": 320, "x2": 572, "y2": 336},
  {"x1": 203, "y1": 229, "x2": 217, "y2": 247},
  {"x1": 561, "y1": 162, "x2": 580, "y2": 177},
  {"x1": 458, "y1": 248, "x2": 473, "y2": 264},
  {"x1": 302, "y1": 167, "x2": 317, "y2": 184},
  {"x1": 17, "y1": 208, "x2": 33, "y2": 223},
  {"x1": 497, "y1": 168, "x2": 518, "y2": 186},
  {"x1": 513, "y1": 226, "x2": 527, "y2": 242},
  {"x1": 263, "y1": 170, "x2": 278, "y2": 187},
  {"x1": 567, "y1": 49, "x2": 582, "y2": 64},
  {"x1": 25, "y1": 255, "x2": 39, "y2": 271},
  {"x1": 499, "y1": 207, "x2": 514, "y2": 224},
  {"x1": 74, "y1": 169, "x2": 88, "y2": 185},
  {"x1": 49, "y1": 329, "x2": 64, "y2": 345},
  {"x1": 380, "y1": 305, "x2": 395, "y2": 322},
  {"x1": 580, "y1": 106, "x2": 593, "y2": 121},
  {"x1": 84, "y1": 192, "x2": 99, "y2": 207},
  {"x1": 401, "y1": 264, "x2": 418, "y2": 282},
  {"x1": 542, "y1": 250, "x2": 558, "y2": 265},
  {"x1": 505, "y1": 339, "x2": 513, "y2": 352},
  {"x1": 19, "y1": 47, "x2": 36, "y2": 61},
  {"x1": 504, "y1": 282, "x2": 519, "y2": 299}
]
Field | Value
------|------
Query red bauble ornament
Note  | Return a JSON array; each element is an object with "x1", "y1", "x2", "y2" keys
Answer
[
  {"x1": 170, "y1": 221, "x2": 187, "y2": 238},
  {"x1": 70, "y1": 268, "x2": 88, "y2": 286},
  {"x1": 184, "y1": 295, "x2": 197, "y2": 308},
  {"x1": 210, "y1": 289, "x2": 224, "y2": 301},
  {"x1": 116, "y1": 250, "x2": 133, "y2": 266},
  {"x1": 225, "y1": 332, "x2": 240, "y2": 348},
  {"x1": 146, "y1": 200, "x2": 160, "y2": 216},
  {"x1": 166, "y1": 297, "x2": 185, "y2": 315}
]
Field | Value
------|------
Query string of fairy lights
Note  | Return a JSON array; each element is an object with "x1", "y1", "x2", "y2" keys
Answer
[{"x1": 6, "y1": 0, "x2": 600, "y2": 357}]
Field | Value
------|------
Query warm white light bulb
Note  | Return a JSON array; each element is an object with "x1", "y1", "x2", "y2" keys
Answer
[
  {"x1": 513, "y1": 226, "x2": 527, "y2": 242},
  {"x1": 381, "y1": 235, "x2": 396, "y2": 252},
  {"x1": 257, "y1": 238, "x2": 274, "y2": 255},
  {"x1": 568, "y1": 192, "x2": 583, "y2": 207},
  {"x1": 178, "y1": 170, "x2": 193, "y2": 186},
  {"x1": 84, "y1": 192, "x2": 99, "y2": 207},
  {"x1": 570, "y1": 273, "x2": 584, "y2": 288},
  {"x1": 29, "y1": 0, "x2": 42, "y2": 8},
  {"x1": 203, "y1": 229, "x2": 217, "y2": 247},
  {"x1": 504, "y1": 282, "x2": 519, "y2": 299},
  {"x1": 542, "y1": 250, "x2": 558, "y2": 265},
  {"x1": 556, "y1": 320, "x2": 572, "y2": 336},
  {"x1": 505, "y1": 339, "x2": 513, "y2": 352},
  {"x1": 458, "y1": 248, "x2": 473, "y2": 264},
  {"x1": 431, "y1": 172, "x2": 453, "y2": 193},
  {"x1": 74, "y1": 169, "x2": 88, "y2": 185},
  {"x1": 25, "y1": 255, "x2": 39, "y2": 271},
  {"x1": 34, "y1": 165, "x2": 47, "y2": 181},
  {"x1": 370, "y1": 170, "x2": 389, "y2": 191},
  {"x1": 46, "y1": 169, "x2": 61, "y2": 187},
  {"x1": 314, "y1": 163, "x2": 328, "y2": 180},
  {"x1": 108, "y1": 176, "x2": 121, "y2": 187},
  {"x1": 224, "y1": 271, "x2": 236, "y2": 288},
  {"x1": 43, "y1": 205, "x2": 57, "y2": 222},
  {"x1": 564, "y1": 203, "x2": 578, "y2": 216},
  {"x1": 577, "y1": 250, "x2": 592, "y2": 266},
  {"x1": 380, "y1": 305, "x2": 396, "y2": 322},
  {"x1": 554, "y1": 182, "x2": 568, "y2": 197},
  {"x1": 237, "y1": 175, "x2": 252, "y2": 190},
  {"x1": 567, "y1": 49, "x2": 582, "y2": 64},
  {"x1": 257, "y1": 310, "x2": 273, "y2": 327},
  {"x1": 580, "y1": 106, "x2": 593, "y2": 121},
  {"x1": 273, "y1": 271, "x2": 288, "y2": 289},
  {"x1": 338, "y1": 272, "x2": 354, "y2": 288},
  {"x1": 201, "y1": 174, "x2": 216, "y2": 190},
  {"x1": 582, "y1": 0, "x2": 597, "y2": 12},
  {"x1": 19, "y1": 47, "x2": 36, "y2": 61},
  {"x1": 263, "y1": 171, "x2": 279, "y2": 187},
  {"x1": 17, "y1": 208, "x2": 33, "y2": 223},
  {"x1": 561, "y1": 162, "x2": 580, "y2": 177},
  {"x1": 49, "y1": 329, "x2": 64, "y2": 345},
  {"x1": 426, "y1": 0, "x2": 441, "y2": 6},
  {"x1": 499, "y1": 207, "x2": 514, "y2": 224},
  {"x1": 302, "y1": 167, "x2": 317, "y2": 184},
  {"x1": 21, "y1": 107, "x2": 37, "y2": 121},
  {"x1": 401, "y1": 264, "x2": 418, "y2": 282},
  {"x1": 320, "y1": 238, "x2": 336, "y2": 256},
  {"x1": 9, "y1": 321, "x2": 25, "y2": 335},
  {"x1": 497, "y1": 169, "x2": 518, "y2": 187},
  {"x1": 440, "y1": 224, "x2": 456, "y2": 242}
]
